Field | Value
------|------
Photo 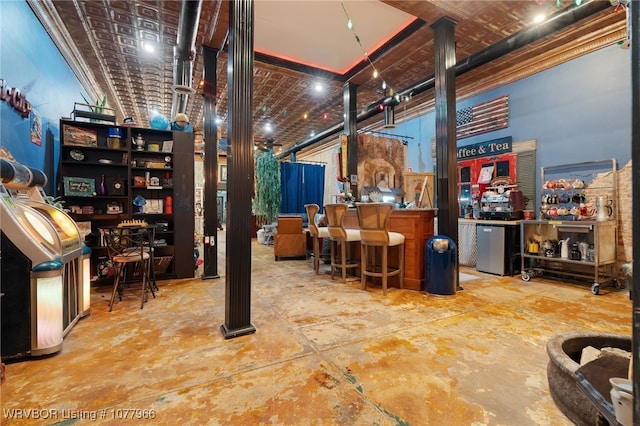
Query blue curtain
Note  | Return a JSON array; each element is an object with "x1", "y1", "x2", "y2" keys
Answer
[{"x1": 280, "y1": 162, "x2": 325, "y2": 214}]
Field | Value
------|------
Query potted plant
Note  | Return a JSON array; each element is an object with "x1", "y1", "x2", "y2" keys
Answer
[{"x1": 253, "y1": 150, "x2": 281, "y2": 227}]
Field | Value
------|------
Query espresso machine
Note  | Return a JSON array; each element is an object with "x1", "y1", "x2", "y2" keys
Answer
[{"x1": 480, "y1": 186, "x2": 525, "y2": 220}]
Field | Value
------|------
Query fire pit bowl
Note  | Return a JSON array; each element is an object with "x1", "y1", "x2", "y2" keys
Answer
[{"x1": 546, "y1": 332, "x2": 631, "y2": 425}]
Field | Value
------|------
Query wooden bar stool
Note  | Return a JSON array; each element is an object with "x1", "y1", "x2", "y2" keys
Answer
[
  {"x1": 324, "y1": 203, "x2": 361, "y2": 282},
  {"x1": 356, "y1": 202, "x2": 404, "y2": 295},
  {"x1": 304, "y1": 203, "x2": 330, "y2": 274}
]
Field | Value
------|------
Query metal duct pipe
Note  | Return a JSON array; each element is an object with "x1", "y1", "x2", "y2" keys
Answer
[
  {"x1": 171, "y1": 0, "x2": 203, "y2": 120},
  {"x1": 277, "y1": 0, "x2": 610, "y2": 159}
]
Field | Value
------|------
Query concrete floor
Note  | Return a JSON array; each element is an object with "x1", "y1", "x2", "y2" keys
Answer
[{"x1": 1, "y1": 230, "x2": 632, "y2": 425}]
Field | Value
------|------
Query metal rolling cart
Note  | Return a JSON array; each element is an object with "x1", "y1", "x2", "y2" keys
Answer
[{"x1": 520, "y1": 159, "x2": 618, "y2": 295}]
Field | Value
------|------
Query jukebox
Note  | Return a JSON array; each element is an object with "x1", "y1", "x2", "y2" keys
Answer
[{"x1": 0, "y1": 158, "x2": 85, "y2": 359}]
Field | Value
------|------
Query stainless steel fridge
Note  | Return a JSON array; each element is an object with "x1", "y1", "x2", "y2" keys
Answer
[
  {"x1": 476, "y1": 224, "x2": 506, "y2": 275},
  {"x1": 475, "y1": 223, "x2": 521, "y2": 276}
]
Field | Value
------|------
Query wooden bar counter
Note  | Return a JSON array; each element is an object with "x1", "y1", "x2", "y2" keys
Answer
[{"x1": 343, "y1": 208, "x2": 436, "y2": 291}]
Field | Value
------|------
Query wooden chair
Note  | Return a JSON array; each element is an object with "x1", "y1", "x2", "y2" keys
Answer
[
  {"x1": 304, "y1": 203, "x2": 330, "y2": 274},
  {"x1": 102, "y1": 227, "x2": 154, "y2": 311},
  {"x1": 356, "y1": 203, "x2": 404, "y2": 295},
  {"x1": 324, "y1": 204, "x2": 361, "y2": 282}
]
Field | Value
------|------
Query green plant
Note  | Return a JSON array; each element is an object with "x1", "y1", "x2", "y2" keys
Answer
[
  {"x1": 44, "y1": 195, "x2": 65, "y2": 210},
  {"x1": 253, "y1": 150, "x2": 281, "y2": 227},
  {"x1": 81, "y1": 93, "x2": 107, "y2": 114}
]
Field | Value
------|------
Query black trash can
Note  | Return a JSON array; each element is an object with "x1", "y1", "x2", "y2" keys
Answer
[{"x1": 425, "y1": 235, "x2": 458, "y2": 295}]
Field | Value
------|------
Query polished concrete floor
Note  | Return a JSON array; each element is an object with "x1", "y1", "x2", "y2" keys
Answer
[{"x1": 1, "y1": 230, "x2": 632, "y2": 425}]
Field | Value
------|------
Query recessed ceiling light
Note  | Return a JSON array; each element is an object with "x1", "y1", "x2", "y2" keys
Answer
[
  {"x1": 314, "y1": 82, "x2": 324, "y2": 93},
  {"x1": 141, "y1": 42, "x2": 155, "y2": 53},
  {"x1": 263, "y1": 122, "x2": 273, "y2": 134}
]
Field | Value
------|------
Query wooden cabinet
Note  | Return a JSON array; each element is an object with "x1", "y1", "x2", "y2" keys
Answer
[{"x1": 59, "y1": 120, "x2": 194, "y2": 281}]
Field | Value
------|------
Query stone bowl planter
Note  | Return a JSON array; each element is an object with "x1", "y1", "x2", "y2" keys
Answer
[{"x1": 546, "y1": 331, "x2": 631, "y2": 426}]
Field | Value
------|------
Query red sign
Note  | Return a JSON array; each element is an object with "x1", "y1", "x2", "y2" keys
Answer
[{"x1": 0, "y1": 78, "x2": 32, "y2": 118}]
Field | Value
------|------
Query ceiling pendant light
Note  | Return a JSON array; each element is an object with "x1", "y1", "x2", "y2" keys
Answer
[{"x1": 383, "y1": 105, "x2": 396, "y2": 129}]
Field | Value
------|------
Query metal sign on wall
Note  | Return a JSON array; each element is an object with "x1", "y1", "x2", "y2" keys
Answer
[
  {"x1": 456, "y1": 136, "x2": 513, "y2": 160},
  {"x1": 456, "y1": 95, "x2": 509, "y2": 139}
]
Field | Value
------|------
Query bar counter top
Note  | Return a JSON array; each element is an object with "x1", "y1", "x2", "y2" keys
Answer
[{"x1": 459, "y1": 218, "x2": 521, "y2": 226}]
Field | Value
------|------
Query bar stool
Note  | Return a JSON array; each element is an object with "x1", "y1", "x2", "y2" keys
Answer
[
  {"x1": 305, "y1": 203, "x2": 330, "y2": 274},
  {"x1": 356, "y1": 202, "x2": 404, "y2": 295},
  {"x1": 324, "y1": 203, "x2": 361, "y2": 282}
]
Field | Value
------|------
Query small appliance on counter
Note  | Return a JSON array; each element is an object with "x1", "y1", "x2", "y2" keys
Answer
[{"x1": 479, "y1": 183, "x2": 524, "y2": 220}]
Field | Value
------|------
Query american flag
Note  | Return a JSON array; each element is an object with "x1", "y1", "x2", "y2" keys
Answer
[{"x1": 456, "y1": 95, "x2": 509, "y2": 139}]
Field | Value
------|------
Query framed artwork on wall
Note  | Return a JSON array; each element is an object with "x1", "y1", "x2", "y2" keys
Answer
[{"x1": 403, "y1": 172, "x2": 434, "y2": 208}]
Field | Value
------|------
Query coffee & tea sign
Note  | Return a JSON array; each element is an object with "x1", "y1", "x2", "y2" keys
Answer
[{"x1": 457, "y1": 136, "x2": 512, "y2": 160}]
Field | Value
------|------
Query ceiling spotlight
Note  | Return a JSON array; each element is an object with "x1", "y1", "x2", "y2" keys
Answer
[
  {"x1": 314, "y1": 82, "x2": 324, "y2": 93},
  {"x1": 263, "y1": 122, "x2": 273, "y2": 134},
  {"x1": 382, "y1": 81, "x2": 387, "y2": 90},
  {"x1": 373, "y1": 69, "x2": 379, "y2": 79},
  {"x1": 141, "y1": 42, "x2": 155, "y2": 53},
  {"x1": 303, "y1": 113, "x2": 308, "y2": 120}
]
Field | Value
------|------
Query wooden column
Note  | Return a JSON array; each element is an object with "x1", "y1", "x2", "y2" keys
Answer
[
  {"x1": 343, "y1": 82, "x2": 358, "y2": 199},
  {"x1": 221, "y1": 0, "x2": 256, "y2": 339},
  {"x1": 201, "y1": 45, "x2": 220, "y2": 280},
  {"x1": 431, "y1": 17, "x2": 458, "y2": 244}
]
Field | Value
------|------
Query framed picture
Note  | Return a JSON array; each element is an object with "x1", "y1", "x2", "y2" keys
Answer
[
  {"x1": 62, "y1": 124, "x2": 97, "y2": 147},
  {"x1": 219, "y1": 164, "x2": 227, "y2": 182},
  {"x1": 108, "y1": 177, "x2": 126, "y2": 195},
  {"x1": 162, "y1": 140, "x2": 173, "y2": 153},
  {"x1": 63, "y1": 177, "x2": 95, "y2": 197},
  {"x1": 403, "y1": 172, "x2": 434, "y2": 208}
]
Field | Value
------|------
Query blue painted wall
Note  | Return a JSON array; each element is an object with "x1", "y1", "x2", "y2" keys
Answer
[
  {"x1": 0, "y1": 1, "x2": 87, "y2": 194},
  {"x1": 392, "y1": 43, "x2": 632, "y2": 176}
]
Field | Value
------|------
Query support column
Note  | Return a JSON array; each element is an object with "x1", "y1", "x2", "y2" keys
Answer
[
  {"x1": 431, "y1": 17, "x2": 458, "y2": 244},
  {"x1": 221, "y1": 0, "x2": 256, "y2": 339},
  {"x1": 201, "y1": 45, "x2": 220, "y2": 280},
  {"x1": 343, "y1": 82, "x2": 358, "y2": 199}
]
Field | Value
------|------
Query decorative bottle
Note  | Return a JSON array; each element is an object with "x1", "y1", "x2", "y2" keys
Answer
[{"x1": 98, "y1": 174, "x2": 107, "y2": 196}]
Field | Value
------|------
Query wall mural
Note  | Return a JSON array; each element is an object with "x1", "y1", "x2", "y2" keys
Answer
[{"x1": 356, "y1": 134, "x2": 406, "y2": 198}]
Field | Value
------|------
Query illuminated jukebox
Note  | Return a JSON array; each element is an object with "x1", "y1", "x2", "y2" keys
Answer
[{"x1": 0, "y1": 158, "x2": 85, "y2": 359}]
